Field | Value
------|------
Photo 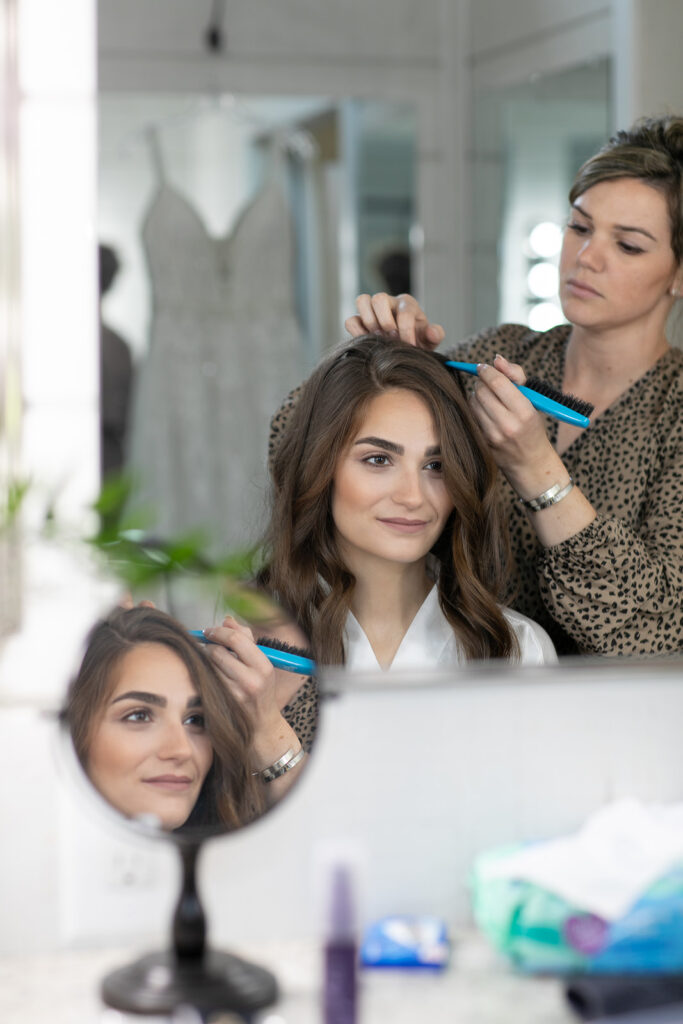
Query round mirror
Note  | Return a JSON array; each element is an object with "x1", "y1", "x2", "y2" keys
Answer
[
  {"x1": 58, "y1": 573, "x2": 316, "y2": 1018},
  {"x1": 61, "y1": 579, "x2": 315, "y2": 842}
]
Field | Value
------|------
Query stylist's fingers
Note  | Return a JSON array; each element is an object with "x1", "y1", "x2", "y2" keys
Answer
[
  {"x1": 395, "y1": 294, "x2": 444, "y2": 349},
  {"x1": 492, "y1": 353, "x2": 526, "y2": 385},
  {"x1": 350, "y1": 293, "x2": 385, "y2": 335},
  {"x1": 474, "y1": 362, "x2": 535, "y2": 422},
  {"x1": 344, "y1": 313, "x2": 371, "y2": 337},
  {"x1": 204, "y1": 626, "x2": 275, "y2": 702}
]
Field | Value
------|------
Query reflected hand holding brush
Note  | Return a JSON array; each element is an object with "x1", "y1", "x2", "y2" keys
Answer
[{"x1": 189, "y1": 627, "x2": 316, "y2": 674}]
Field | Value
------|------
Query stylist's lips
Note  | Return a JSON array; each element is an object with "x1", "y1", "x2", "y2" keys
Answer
[
  {"x1": 143, "y1": 775, "x2": 193, "y2": 790},
  {"x1": 566, "y1": 277, "x2": 602, "y2": 298},
  {"x1": 378, "y1": 518, "x2": 428, "y2": 533}
]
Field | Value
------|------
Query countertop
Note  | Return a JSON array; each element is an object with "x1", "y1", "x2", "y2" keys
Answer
[{"x1": 0, "y1": 931, "x2": 575, "y2": 1023}]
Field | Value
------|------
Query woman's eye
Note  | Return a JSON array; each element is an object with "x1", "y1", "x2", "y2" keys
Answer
[
  {"x1": 425, "y1": 460, "x2": 443, "y2": 473},
  {"x1": 363, "y1": 454, "x2": 390, "y2": 467},
  {"x1": 568, "y1": 221, "x2": 589, "y2": 235},
  {"x1": 122, "y1": 709, "x2": 151, "y2": 723},
  {"x1": 184, "y1": 713, "x2": 206, "y2": 730}
]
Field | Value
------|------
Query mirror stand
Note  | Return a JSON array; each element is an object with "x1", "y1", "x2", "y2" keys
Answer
[{"x1": 101, "y1": 839, "x2": 278, "y2": 1021}]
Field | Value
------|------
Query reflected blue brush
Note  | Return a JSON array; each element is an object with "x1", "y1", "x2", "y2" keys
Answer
[
  {"x1": 189, "y1": 629, "x2": 316, "y2": 675},
  {"x1": 445, "y1": 361, "x2": 593, "y2": 428}
]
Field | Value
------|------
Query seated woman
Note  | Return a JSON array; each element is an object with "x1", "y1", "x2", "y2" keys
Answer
[
  {"x1": 65, "y1": 606, "x2": 265, "y2": 831},
  {"x1": 205, "y1": 336, "x2": 556, "y2": 755}
]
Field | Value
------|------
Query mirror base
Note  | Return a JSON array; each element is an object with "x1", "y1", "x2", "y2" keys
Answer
[{"x1": 101, "y1": 949, "x2": 278, "y2": 1018}]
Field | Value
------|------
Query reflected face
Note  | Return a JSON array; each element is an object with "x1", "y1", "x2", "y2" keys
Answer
[
  {"x1": 559, "y1": 178, "x2": 679, "y2": 333},
  {"x1": 87, "y1": 643, "x2": 214, "y2": 830},
  {"x1": 332, "y1": 389, "x2": 454, "y2": 574}
]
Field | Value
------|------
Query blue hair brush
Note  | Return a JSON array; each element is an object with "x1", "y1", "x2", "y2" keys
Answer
[
  {"x1": 445, "y1": 361, "x2": 593, "y2": 428},
  {"x1": 189, "y1": 629, "x2": 316, "y2": 675}
]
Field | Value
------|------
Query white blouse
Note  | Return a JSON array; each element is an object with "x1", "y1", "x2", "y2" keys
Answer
[{"x1": 343, "y1": 586, "x2": 557, "y2": 672}]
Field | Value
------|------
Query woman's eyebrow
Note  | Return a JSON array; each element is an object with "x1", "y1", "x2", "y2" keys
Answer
[
  {"x1": 571, "y1": 203, "x2": 657, "y2": 241},
  {"x1": 111, "y1": 690, "x2": 166, "y2": 707},
  {"x1": 354, "y1": 435, "x2": 403, "y2": 454},
  {"x1": 186, "y1": 695, "x2": 202, "y2": 709},
  {"x1": 353, "y1": 436, "x2": 441, "y2": 457}
]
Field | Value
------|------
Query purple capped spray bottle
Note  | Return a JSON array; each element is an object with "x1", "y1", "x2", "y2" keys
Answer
[{"x1": 323, "y1": 862, "x2": 358, "y2": 1024}]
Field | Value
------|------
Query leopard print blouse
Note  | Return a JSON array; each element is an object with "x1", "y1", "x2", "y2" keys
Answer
[{"x1": 269, "y1": 324, "x2": 683, "y2": 658}]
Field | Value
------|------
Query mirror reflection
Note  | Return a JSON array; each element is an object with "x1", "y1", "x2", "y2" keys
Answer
[{"x1": 63, "y1": 585, "x2": 314, "y2": 838}]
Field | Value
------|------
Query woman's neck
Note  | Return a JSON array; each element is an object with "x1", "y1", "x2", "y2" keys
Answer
[
  {"x1": 563, "y1": 322, "x2": 670, "y2": 411},
  {"x1": 349, "y1": 559, "x2": 433, "y2": 669}
]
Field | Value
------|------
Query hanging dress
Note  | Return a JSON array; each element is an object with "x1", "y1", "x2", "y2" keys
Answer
[{"x1": 126, "y1": 175, "x2": 303, "y2": 556}]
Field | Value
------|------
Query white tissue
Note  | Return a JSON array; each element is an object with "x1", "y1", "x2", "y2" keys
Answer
[{"x1": 478, "y1": 799, "x2": 683, "y2": 921}]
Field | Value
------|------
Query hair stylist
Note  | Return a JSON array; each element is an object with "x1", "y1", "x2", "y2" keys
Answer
[{"x1": 320, "y1": 117, "x2": 683, "y2": 655}]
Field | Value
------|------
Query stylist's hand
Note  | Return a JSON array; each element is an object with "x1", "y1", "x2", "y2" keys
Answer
[
  {"x1": 470, "y1": 354, "x2": 560, "y2": 484},
  {"x1": 204, "y1": 615, "x2": 306, "y2": 803},
  {"x1": 345, "y1": 292, "x2": 445, "y2": 350},
  {"x1": 203, "y1": 616, "x2": 280, "y2": 732}
]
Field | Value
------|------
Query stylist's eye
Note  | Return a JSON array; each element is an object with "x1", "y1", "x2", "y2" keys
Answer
[
  {"x1": 568, "y1": 221, "x2": 589, "y2": 235},
  {"x1": 618, "y1": 241, "x2": 644, "y2": 255}
]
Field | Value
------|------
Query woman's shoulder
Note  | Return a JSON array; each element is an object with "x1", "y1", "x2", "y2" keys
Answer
[
  {"x1": 501, "y1": 606, "x2": 559, "y2": 665},
  {"x1": 444, "y1": 322, "x2": 571, "y2": 367}
]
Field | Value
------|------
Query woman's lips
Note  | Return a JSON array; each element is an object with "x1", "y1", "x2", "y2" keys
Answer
[
  {"x1": 378, "y1": 518, "x2": 429, "y2": 534},
  {"x1": 565, "y1": 278, "x2": 602, "y2": 298},
  {"x1": 143, "y1": 775, "x2": 193, "y2": 790}
]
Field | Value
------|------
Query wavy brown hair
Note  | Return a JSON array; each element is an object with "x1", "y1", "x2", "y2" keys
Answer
[
  {"x1": 261, "y1": 335, "x2": 519, "y2": 664},
  {"x1": 65, "y1": 606, "x2": 264, "y2": 831}
]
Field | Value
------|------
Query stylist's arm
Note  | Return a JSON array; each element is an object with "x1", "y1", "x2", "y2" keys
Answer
[
  {"x1": 470, "y1": 355, "x2": 597, "y2": 547},
  {"x1": 204, "y1": 617, "x2": 306, "y2": 805}
]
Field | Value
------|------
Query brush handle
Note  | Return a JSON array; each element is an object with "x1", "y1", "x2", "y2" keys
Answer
[
  {"x1": 189, "y1": 629, "x2": 316, "y2": 675},
  {"x1": 445, "y1": 361, "x2": 590, "y2": 428}
]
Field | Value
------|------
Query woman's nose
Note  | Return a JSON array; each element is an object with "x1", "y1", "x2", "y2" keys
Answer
[
  {"x1": 576, "y1": 235, "x2": 606, "y2": 271},
  {"x1": 393, "y1": 467, "x2": 423, "y2": 507},
  {"x1": 158, "y1": 722, "x2": 193, "y2": 761}
]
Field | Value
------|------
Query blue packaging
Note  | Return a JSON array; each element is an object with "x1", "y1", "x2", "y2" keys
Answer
[{"x1": 360, "y1": 915, "x2": 450, "y2": 969}]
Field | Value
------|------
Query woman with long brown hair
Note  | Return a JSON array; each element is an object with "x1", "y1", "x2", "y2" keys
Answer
[
  {"x1": 202, "y1": 336, "x2": 555, "y2": 762},
  {"x1": 65, "y1": 606, "x2": 264, "y2": 832}
]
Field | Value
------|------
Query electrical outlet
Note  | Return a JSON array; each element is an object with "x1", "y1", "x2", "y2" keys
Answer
[{"x1": 107, "y1": 847, "x2": 156, "y2": 890}]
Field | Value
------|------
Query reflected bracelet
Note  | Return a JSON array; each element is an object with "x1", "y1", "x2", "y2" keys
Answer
[
  {"x1": 519, "y1": 477, "x2": 574, "y2": 512},
  {"x1": 252, "y1": 745, "x2": 305, "y2": 783}
]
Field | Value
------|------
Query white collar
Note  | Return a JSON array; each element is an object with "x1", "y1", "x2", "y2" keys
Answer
[{"x1": 344, "y1": 587, "x2": 460, "y2": 672}]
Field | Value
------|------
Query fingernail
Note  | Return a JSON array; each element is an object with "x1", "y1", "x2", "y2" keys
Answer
[
  {"x1": 389, "y1": 330, "x2": 399, "y2": 339},
  {"x1": 476, "y1": 363, "x2": 490, "y2": 372},
  {"x1": 203, "y1": 627, "x2": 214, "y2": 638},
  {"x1": 494, "y1": 353, "x2": 505, "y2": 362}
]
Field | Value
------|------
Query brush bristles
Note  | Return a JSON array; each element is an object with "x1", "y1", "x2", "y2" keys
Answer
[
  {"x1": 256, "y1": 636, "x2": 314, "y2": 659},
  {"x1": 525, "y1": 376, "x2": 594, "y2": 417}
]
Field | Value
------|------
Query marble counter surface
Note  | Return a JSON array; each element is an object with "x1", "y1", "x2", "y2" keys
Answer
[{"x1": 0, "y1": 932, "x2": 575, "y2": 1024}]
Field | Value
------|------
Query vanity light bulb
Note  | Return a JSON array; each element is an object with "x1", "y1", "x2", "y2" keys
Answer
[
  {"x1": 528, "y1": 221, "x2": 562, "y2": 258},
  {"x1": 527, "y1": 262, "x2": 559, "y2": 299},
  {"x1": 528, "y1": 301, "x2": 565, "y2": 332}
]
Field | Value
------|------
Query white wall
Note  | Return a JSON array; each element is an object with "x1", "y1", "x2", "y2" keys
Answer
[{"x1": 4, "y1": 660, "x2": 683, "y2": 956}]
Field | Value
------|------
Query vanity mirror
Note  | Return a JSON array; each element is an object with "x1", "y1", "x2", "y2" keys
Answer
[{"x1": 59, "y1": 577, "x2": 315, "y2": 1020}]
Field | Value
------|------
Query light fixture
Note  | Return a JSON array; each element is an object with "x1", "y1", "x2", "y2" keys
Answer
[
  {"x1": 528, "y1": 221, "x2": 563, "y2": 259},
  {"x1": 528, "y1": 301, "x2": 565, "y2": 332},
  {"x1": 527, "y1": 262, "x2": 559, "y2": 299}
]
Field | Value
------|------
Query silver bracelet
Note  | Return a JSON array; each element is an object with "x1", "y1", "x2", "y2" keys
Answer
[
  {"x1": 252, "y1": 745, "x2": 305, "y2": 783},
  {"x1": 519, "y1": 477, "x2": 574, "y2": 512}
]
